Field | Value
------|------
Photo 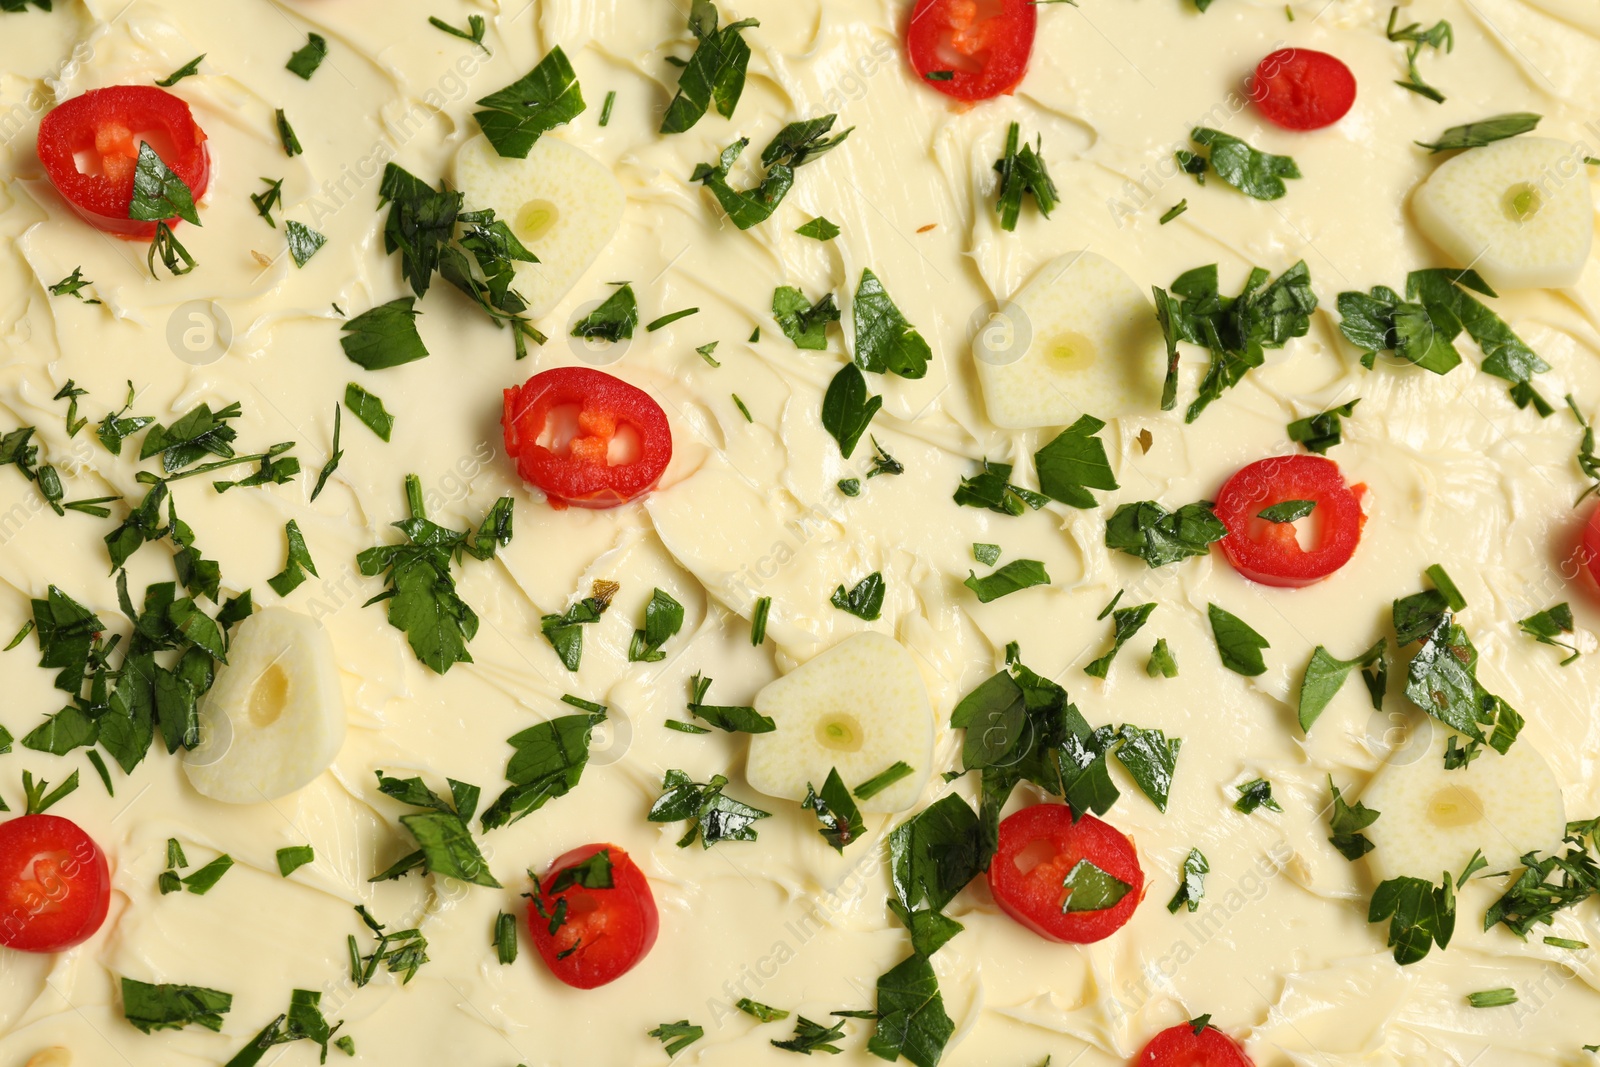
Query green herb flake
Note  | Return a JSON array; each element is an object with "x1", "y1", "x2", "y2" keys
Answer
[
  {"x1": 121, "y1": 977, "x2": 233, "y2": 1035},
  {"x1": 772, "y1": 286, "x2": 841, "y2": 350},
  {"x1": 738, "y1": 998, "x2": 790, "y2": 1023},
  {"x1": 1188, "y1": 127, "x2": 1300, "y2": 200},
  {"x1": 286, "y1": 32, "x2": 328, "y2": 79},
  {"x1": 855, "y1": 761, "x2": 914, "y2": 801},
  {"x1": 1288, "y1": 400, "x2": 1359, "y2": 454},
  {"x1": 284, "y1": 220, "x2": 326, "y2": 268},
  {"x1": 1387, "y1": 7, "x2": 1454, "y2": 103},
  {"x1": 629, "y1": 587, "x2": 685, "y2": 663},
  {"x1": 1159, "y1": 200, "x2": 1188, "y2": 224},
  {"x1": 1418, "y1": 112, "x2": 1539, "y2": 152},
  {"x1": 1167, "y1": 848, "x2": 1209, "y2": 913},
  {"x1": 473, "y1": 45, "x2": 584, "y2": 157},
  {"x1": 571, "y1": 283, "x2": 638, "y2": 343},
  {"x1": 965, "y1": 559, "x2": 1050, "y2": 604},
  {"x1": 646, "y1": 307, "x2": 699, "y2": 332},
  {"x1": 341, "y1": 298, "x2": 429, "y2": 370},
  {"x1": 1369, "y1": 872, "x2": 1455, "y2": 965},
  {"x1": 853, "y1": 268, "x2": 930, "y2": 378},
  {"x1": 802, "y1": 767, "x2": 867, "y2": 853},
  {"x1": 540, "y1": 582, "x2": 618, "y2": 672},
  {"x1": 1085, "y1": 602, "x2": 1156, "y2": 678},
  {"x1": 599, "y1": 89, "x2": 616, "y2": 125},
  {"x1": 1061, "y1": 858, "x2": 1132, "y2": 912},
  {"x1": 1298, "y1": 639, "x2": 1388, "y2": 733},
  {"x1": 1147, "y1": 638, "x2": 1178, "y2": 679},
  {"x1": 276, "y1": 845, "x2": 314, "y2": 877},
  {"x1": 428, "y1": 14, "x2": 488, "y2": 51},
  {"x1": 796, "y1": 216, "x2": 841, "y2": 241},
  {"x1": 648, "y1": 769, "x2": 771, "y2": 848},
  {"x1": 1520, "y1": 603, "x2": 1579, "y2": 665},
  {"x1": 1035, "y1": 415, "x2": 1118, "y2": 508},
  {"x1": 831, "y1": 571, "x2": 886, "y2": 620},
  {"x1": 494, "y1": 911, "x2": 518, "y2": 964},
  {"x1": 1234, "y1": 777, "x2": 1283, "y2": 815},
  {"x1": 751, "y1": 596, "x2": 772, "y2": 646},
  {"x1": 1467, "y1": 988, "x2": 1518, "y2": 1008},
  {"x1": 181, "y1": 853, "x2": 234, "y2": 895},
  {"x1": 267, "y1": 520, "x2": 318, "y2": 597},
  {"x1": 821, "y1": 363, "x2": 883, "y2": 459},
  {"x1": 993, "y1": 121, "x2": 1059, "y2": 231},
  {"x1": 660, "y1": 1, "x2": 759, "y2": 134},
  {"x1": 480, "y1": 706, "x2": 606, "y2": 831},
  {"x1": 867, "y1": 953, "x2": 955, "y2": 1067},
  {"x1": 48, "y1": 267, "x2": 100, "y2": 303},
  {"x1": 1328, "y1": 778, "x2": 1380, "y2": 860},
  {"x1": 344, "y1": 382, "x2": 396, "y2": 442},
  {"x1": 1105, "y1": 499, "x2": 1227, "y2": 567},
  {"x1": 1208, "y1": 603, "x2": 1270, "y2": 676},
  {"x1": 155, "y1": 54, "x2": 205, "y2": 87},
  {"x1": 275, "y1": 109, "x2": 302, "y2": 157}
]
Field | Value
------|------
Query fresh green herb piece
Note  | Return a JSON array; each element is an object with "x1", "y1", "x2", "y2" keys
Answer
[
  {"x1": 1156, "y1": 261, "x2": 1316, "y2": 421},
  {"x1": 358, "y1": 475, "x2": 513, "y2": 674},
  {"x1": 993, "y1": 121, "x2": 1059, "y2": 231},
  {"x1": 284, "y1": 220, "x2": 326, "y2": 268},
  {"x1": 267, "y1": 520, "x2": 318, "y2": 597},
  {"x1": 738, "y1": 999, "x2": 790, "y2": 1023},
  {"x1": 1175, "y1": 148, "x2": 1208, "y2": 183},
  {"x1": 1369, "y1": 872, "x2": 1455, "y2": 965},
  {"x1": 953, "y1": 460, "x2": 1049, "y2": 517},
  {"x1": 599, "y1": 89, "x2": 616, "y2": 125},
  {"x1": 688, "y1": 674, "x2": 776, "y2": 734},
  {"x1": 130, "y1": 141, "x2": 201, "y2": 227},
  {"x1": 646, "y1": 307, "x2": 699, "y2": 332},
  {"x1": 1484, "y1": 820, "x2": 1600, "y2": 939},
  {"x1": 473, "y1": 45, "x2": 586, "y2": 157},
  {"x1": 121, "y1": 977, "x2": 233, "y2": 1035},
  {"x1": 1570, "y1": 395, "x2": 1600, "y2": 506},
  {"x1": 1455, "y1": 849, "x2": 1488, "y2": 888},
  {"x1": 1147, "y1": 638, "x2": 1178, "y2": 678},
  {"x1": 350, "y1": 905, "x2": 430, "y2": 986},
  {"x1": 224, "y1": 988, "x2": 342, "y2": 1066},
  {"x1": 428, "y1": 14, "x2": 488, "y2": 51},
  {"x1": 821, "y1": 363, "x2": 882, "y2": 459},
  {"x1": 1298, "y1": 639, "x2": 1387, "y2": 732},
  {"x1": 1187, "y1": 128, "x2": 1300, "y2": 200},
  {"x1": 732, "y1": 394, "x2": 753, "y2": 422},
  {"x1": 831, "y1": 572, "x2": 885, "y2": 620},
  {"x1": 773, "y1": 1015, "x2": 849, "y2": 1054},
  {"x1": 1328, "y1": 778, "x2": 1380, "y2": 860},
  {"x1": 480, "y1": 705, "x2": 606, "y2": 830},
  {"x1": 21, "y1": 768, "x2": 78, "y2": 815},
  {"x1": 1402, "y1": 611, "x2": 1523, "y2": 758},
  {"x1": 867, "y1": 437, "x2": 903, "y2": 478},
  {"x1": 855, "y1": 761, "x2": 914, "y2": 801},
  {"x1": 1085, "y1": 602, "x2": 1156, "y2": 678},
  {"x1": 660, "y1": 1, "x2": 759, "y2": 134},
  {"x1": 751, "y1": 596, "x2": 771, "y2": 646},
  {"x1": 692, "y1": 116, "x2": 852, "y2": 230},
  {"x1": 1520, "y1": 603, "x2": 1579, "y2": 665},
  {"x1": 1386, "y1": 7, "x2": 1453, "y2": 103},
  {"x1": 286, "y1": 32, "x2": 328, "y2": 79},
  {"x1": 1545, "y1": 936, "x2": 1589, "y2": 950},
  {"x1": 274, "y1": 108, "x2": 302, "y2": 157},
  {"x1": 964, "y1": 560, "x2": 1050, "y2": 604},
  {"x1": 370, "y1": 772, "x2": 499, "y2": 888},
  {"x1": 540, "y1": 581, "x2": 617, "y2": 671},
  {"x1": 852, "y1": 267, "x2": 930, "y2": 379},
  {"x1": 1417, "y1": 112, "x2": 1539, "y2": 152},
  {"x1": 52, "y1": 380, "x2": 89, "y2": 438},
  {"x1": 1259, "y1": 499, "x2": 1315, "y2": 523},
  {"x1": 1467, "y1": 988, "x2": 1518, "y2": 1008},
  {"x1": 749, "y1": 326, "x2": 761, "y2": 342},
  {"x1": 923, "y1": 70, "x2": 954, "y2": 80},
  {"x1": 571, "y1": 283, "x2": 638, "y2": 343},
  {"x1": 1159, "y1": 200, "x2": 1188, "y2": 224},
  {"x1": 1167, "y1": 848, "x2": 1209, "y2": 913},
  {"x1": 868, "y1": 953, "x2": 955, "y2": 1067},
  {"x1": 649, "y1": 770, "x2": 771, "y2": 848},
  {"x1": 343, "y1": 383, "x2": 395, "y2": 443},
  {"x1": 664, "y1": 719, "x2": 710, "y2": 734},
  {"x1": 696, "y1": 341, "x2": 722, "y2": 367},
  {"x1": 181, "y1": 853, "x2": 234, "y2": 895},
  {"x1": 772, "y1": 286, "x2": 840, "y2": 350},
  {"x1": 796, "y1": 216, "x2": 841, "y2": 241},
  {"x1": 341, "y1": 298, "x2": 429, "y2": 370},
  {"x1": 334, "y1": 1035, "x2": 355, "y2": 1056},
  {"x1": 972, "y1": 544, "x2": 1001, "y2": 567},
  {"x1": 48, "y1": 267, "x2": 100, "y2": 303},
  {"x1": 86, "y1": 750, "x2": 113, "y2": 795},
  {"x1": 1105, "y1": 500, "x2": 1227, "y2": 567},
  {"x1": 4, "y1": 621, "x2": 33, "y2": 653},
  {"x1": 802, "y1": 768, "x2": 867, "y2": 852},
  {"x1": 155, "y1": 54, "x2": 204, "y2": 86},
  {"x1": 1114, "y1": 725, "x2": 1182, "y2": 813},
  {"x1": 250, "y1": 176, "x2": 285, "y2": 227},
  {"x1": 629, "y1": 588, "x2": 685, "y2": 663},
  {"x1": 1208, "y1": 604, "x2": 1270, "y2": 676},
  {"x1": 1061, "y1": 858, "x2": 1132, "y2": 912},
  {"x1": 1034, "y1": 415, "x2": 1118, "y2": 508},
  {"x1": 649, "y1": 1019, "x2": 704, "y2": 1056},
  {"x1": 493, "y1": 911, "x2": 518, "y2": 964},
  {"x1": 837, "y1": 478, "x2": 861, "y2": 496},
  {"x1": 1289, "y1": 399, "x2": 1359, "y2": 454},
  {"x1": 276, "y1": 845, "x2": 314, "y2": 877},
  {"x1": 1234, "y1": 778, "x2": 1283, "y2": 814}
]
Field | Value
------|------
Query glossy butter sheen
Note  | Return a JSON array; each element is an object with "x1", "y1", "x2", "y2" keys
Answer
[{"x1": 0, "y1": 1, "x2": 1597, "y2": 1065}]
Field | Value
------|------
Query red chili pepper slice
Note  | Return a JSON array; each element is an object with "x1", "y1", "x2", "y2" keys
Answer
[
  {"x1": 1132, "y1": 1021, "x2": 1257, "y2": 1067},
  {"x1": 906, "y1": 0, "x2": 1037, "y2": 102},
  {"x1": 0, "y1": 815, "x2": 112, "y2": 954},
  {"x1": 1249, "y1": 48, "x2": 1357, "y2": 131},
  {"x1": 502, "y1": 367, "x2": 673, "y2": 510},
  {"x1": 1214, "y1": 455, "x2": 1366, "y2": 588},
  {"x1": 1582, "y1": 503, "x2": 1600, "y2": 590},
  {"x1": 986, "y1": 803, "x2": 1144, "y2": 944},
  {"x1": 37, "y1": 86, "x2": 210, "y2": 239},
  {"x1": 528, "y1": 844, "x2": 659, "y2": 989}
]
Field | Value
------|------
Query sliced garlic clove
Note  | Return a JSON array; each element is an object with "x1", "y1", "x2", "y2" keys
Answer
[
  {"x1": 973, "y1": 252, "x2": 1164, "y2": 430},
  {"x1": 745, "y1": 632, "x2": 934, "y2": 814},
  {"x1": 452, "y1": 133, "x2": 626, "y2": 319},
  {"x1": 1362, "y1": 729, "x2": 1566, "y2": 884},
  {"x1": 182, "y1": 608, "x2": 346, "y2": 805},
  {"x1": 1412, "y1": 136, "x2": 1594, "y2": 291}
]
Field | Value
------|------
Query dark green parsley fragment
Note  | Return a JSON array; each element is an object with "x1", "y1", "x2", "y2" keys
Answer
[{"x1": 993, "y1": 121, "x2": 1059, "y2": 231}]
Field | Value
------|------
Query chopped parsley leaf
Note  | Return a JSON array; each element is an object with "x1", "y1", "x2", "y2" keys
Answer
[
  {"x1": 155, "y1": 54, "x2": 204, "y2": 87},
  {"x1": 251, "y1": 177, "x2": 285, "y2": 227},
  {"x1": 1520, "y1": 603, "x2": 1579, "y2": 665},
  {"x1": 276, "y1": 845, "x2": 314, "y2": 877},
  {"x1": 772, "y1": 286, "x2": 840, "y2": 350},
  {"x1": 480, "y1": 704, "x2": 606, "y2": 830},
  {"x1": 48, "y1": 267, "x2": 99, "y2": 303},
  {"x1": 660, "y1": 0, "x2": 759, "y2": 134},
  {"x1": 370, "y1": 771, "x2": 499, "y2": 888},
  {"x1": 1258, "y1": 499, "x2": 1315, "y2": 523},
  {"x1": 1061, "y1": 857, "x2": 1132, "y2": 911},
  {"x1": 1208, "y1": 603, "x2": 1270, "y2": 676},
  {"x1": 428, "y1": 14, "x2": 488, "y2": 52},
  {"x1": 344, "y1": 383, "x2": 395, "y2": 442},
  {"x1": 773, "y1": 1015, "x2": 849, "y2": 1054},
  {"x1": 965, "y1": 559, "x2": 1051, "y2": 604},
  {"x1": 854, "y1": 761, "x2": 914, "y2": 801},
  {"x1": 802, "y1": 768, "x2": 866, "y2": 852},
  {"x1": 831, "y1": 571, "x2": 885, "y2": 620},
  {"x1": 275, "y1": 109, "x2": 302, "y2": 157},
  {"x1": 1146, "y1": 638, "x2": 1178, "y2": 678},
  {"x1": 1417, "y1": 112, "x2": 1539, "y2": 152},
  {"x1": 648, "y1": 770, "x2": 771, "y2": 848},
  {"x1": 629, "y1": 587, "x2": 685, "y2": 663},
  {"x1": 993, "y1": 121, "x2": 1059, "y2": 231},
  {"x1": 796, "y1": 216, "x2": 841, "y2": 241},
  {"x1": 341, "y1": 298, "x2": 430, "y2": 370},
  {"x1": 1288, "y1": 399, "x2": 1359, "y2": 454},
  {"x1": 1167, "y1": 848, "x2": 1209, "y2": 913},
  {"x1": 541, "y1": 581, "x2": 617, "y2": 671},
  {"x1": 1034, "y1": 415, "x2": 1118, "y2": 508},
  {"x1": 692, "y1": 116, "x2": 851, "y2": 230},
  {"x1": 1104, "y1": 499, "x2": 1226, "y2": 567},
  {"x1": 285, "y1": 33, "x2": 329, "y2": 80},
  {"x1": 1085, "y1": 601, "x2": 1155, "y2": 678},
  {"x1": 1187, "y1": 128, "x2": 1301, "y2": 200},
  {"x1": 1234, "y1": 777, "x2": 1283, "y2": 814},
  {"x1": 1327, "y1": 778, "x2": 1380, "y2": 860},
  {"x1": 267, "y1": 520, "x2": 318, "y2": 597},
  {"x1": 852, "y1": 267, "x2": 929, "y2": 378},
  {"x1": 285, "y1": 220, "x2": 326, "y2": 268},
  {"x1": 571, "y1": 283, "x2": 638, "y2": 343},
  {"x1": 1298, "y1": 639, "x2": 1387, "y2": 733},
  {"x1": 1370, "y1": 872, "x2": 1456, "y2": 964},
  {"x1": 121, "y1": 977, "x2": 232, "y2": 1034},
  {"x1": 821, "y1": 363, "x2": 882, "y2": 459},
  {"x1": 1386, "y1": 7, "x2": 1454, "y2": 103},
  {"x1": 649, "y1": 1020, "x2": 704, "y2": 1056},
  {"x1": 953, "y1": 460, "x2": 1049, "y2": 516}
]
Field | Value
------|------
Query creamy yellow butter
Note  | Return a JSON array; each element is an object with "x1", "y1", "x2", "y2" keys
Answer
[{"x1": 0, "y1": 1, "x2": 1597, "y2": 1064}]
